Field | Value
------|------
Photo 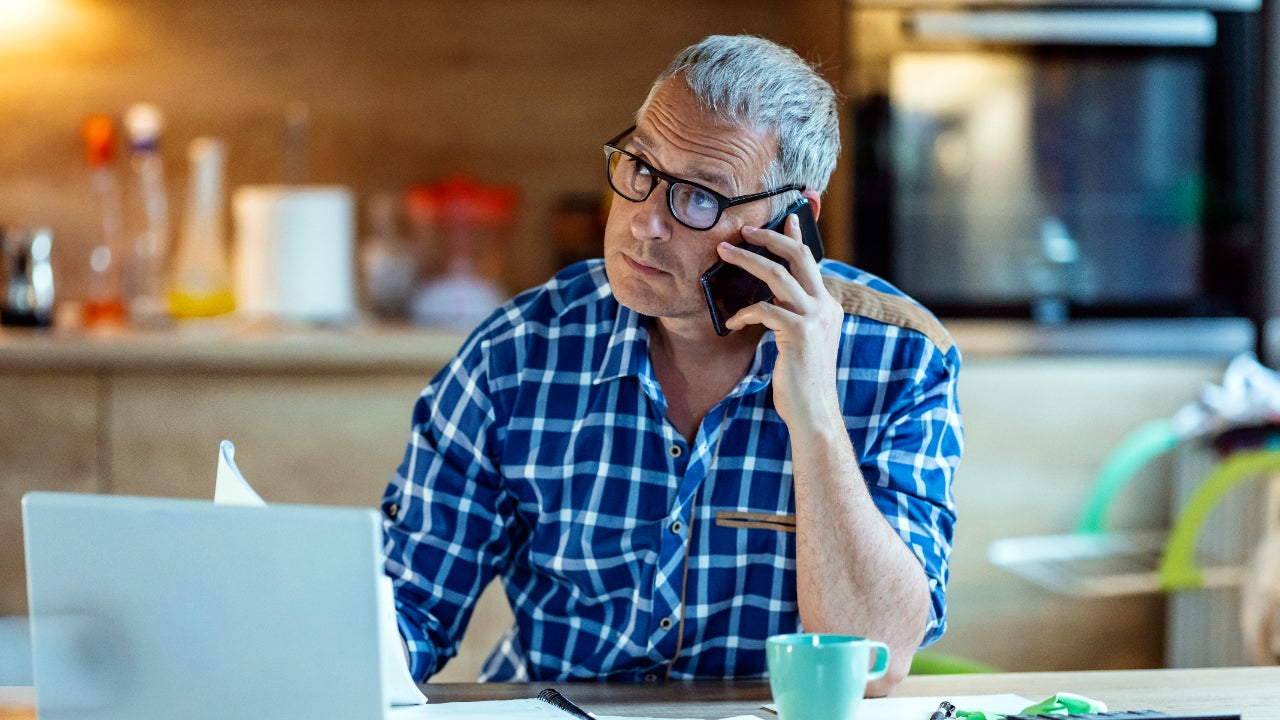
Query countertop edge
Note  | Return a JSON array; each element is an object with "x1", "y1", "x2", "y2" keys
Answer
[
  {"x1": 0, "y1": 321, "x2": 469, "y2": 373},
  {"x1": 0, "y1": 318, "x2": 1259, "y2": 372},
  {"x1": 945, "y1": 317, "x2": 1257, "y2": 360}
]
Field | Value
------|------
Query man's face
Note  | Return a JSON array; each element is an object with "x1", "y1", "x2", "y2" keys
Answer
[{"x1": 603, "y1": 79, "x2": 778, "y2": 324}]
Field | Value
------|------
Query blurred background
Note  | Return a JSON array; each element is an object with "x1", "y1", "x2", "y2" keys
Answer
[
  {"x1": 0, "y1": 0, "x2": 843, "y2": 311},
  {"x1": 2, "y1": 0, "x2": 1279, "y2": 683}
]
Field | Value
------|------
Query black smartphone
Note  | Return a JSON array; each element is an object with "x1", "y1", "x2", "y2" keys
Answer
[{"x1": 699, "y1": 198, "x2": 824, "y2": 336}]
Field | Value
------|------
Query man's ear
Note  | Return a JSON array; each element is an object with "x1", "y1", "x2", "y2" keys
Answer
[{"x1": 801, "y1": 189, "x2": 822, "y2": 221}]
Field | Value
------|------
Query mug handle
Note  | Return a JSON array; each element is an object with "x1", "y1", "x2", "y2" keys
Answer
[{"x1": 866, "y1": 641, "x2": 891, "y2": 681}]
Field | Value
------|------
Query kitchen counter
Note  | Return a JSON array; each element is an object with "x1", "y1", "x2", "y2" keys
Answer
[
  {"x1": 946, "y1": 317, "x2": 1256, "y2": 359},
  {"x1": 0, "y1": 319, "x2": 468, "y2": 372},
  {"x1": 0, "y1": 316, "x2": 1258, "y2": 372}
]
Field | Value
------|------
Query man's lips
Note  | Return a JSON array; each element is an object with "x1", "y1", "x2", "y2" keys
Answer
[{"x1": 623, "y1": 253, "x2": 665, "y2": 276}]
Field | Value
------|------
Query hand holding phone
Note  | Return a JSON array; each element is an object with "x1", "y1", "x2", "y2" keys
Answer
[{"x1": 700, "y1": 198, "x2": 824, "y2": 336}]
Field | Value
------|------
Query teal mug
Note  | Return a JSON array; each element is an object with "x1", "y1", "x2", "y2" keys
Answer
[{"x1": 766, "y1": 633, "x2": 890, "y2": 720}]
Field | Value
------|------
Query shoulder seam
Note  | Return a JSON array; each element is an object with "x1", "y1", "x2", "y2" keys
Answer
[{"x1": 821, "y1": 276, "x2": 955, "y2": 354}]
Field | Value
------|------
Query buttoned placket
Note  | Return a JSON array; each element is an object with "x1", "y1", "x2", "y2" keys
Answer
[
  {"x1": 646, "y1": 400, "x2": 737, "y2": 677},
  {"x1": 632, "y1": 322, "x2": 774, "y2": 678}
]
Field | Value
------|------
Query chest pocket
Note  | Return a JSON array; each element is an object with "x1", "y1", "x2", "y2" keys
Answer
[{"x1": 714, "y1": 510, "x2": 796, "y2": 533}]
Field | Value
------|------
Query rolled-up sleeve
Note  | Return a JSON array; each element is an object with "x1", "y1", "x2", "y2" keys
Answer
[
  {"x1": 855, "y1": 337, "x2": 962, "y2": 647},
  {"x1": 381, "y1": 332, "x2": 515, "y2": 681}
]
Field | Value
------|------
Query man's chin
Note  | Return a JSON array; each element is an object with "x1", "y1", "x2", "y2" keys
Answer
[
  {"x1": 615, "y1": 290, "x2": 675, "y2": 318},
  {"x1": 613, "y1": 284, "x2": 696, "y2": 320},
  {"x1": 605, "y1": 257, "x2": 705, "y2": 319}
]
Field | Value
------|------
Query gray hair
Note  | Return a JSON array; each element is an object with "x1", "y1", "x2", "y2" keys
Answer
[{"x1": 640, "y1": 34, "x2": 841, "y2": 217}]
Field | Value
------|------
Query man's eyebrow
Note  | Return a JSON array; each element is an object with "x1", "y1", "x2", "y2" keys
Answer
[
  {"x1": 684, "y1": 167, "x2": 734, "y2": 193},
  {"x1": 630, "y1": 128, "x2": 734, "y2": 193},
  {"x1": 629, "y1": 127, "x2": 654, "y2": 152}
]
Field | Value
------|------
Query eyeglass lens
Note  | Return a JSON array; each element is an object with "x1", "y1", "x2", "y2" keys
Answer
[{"x1": 607, "y1": 150, "x2": 722, "y2": 230}]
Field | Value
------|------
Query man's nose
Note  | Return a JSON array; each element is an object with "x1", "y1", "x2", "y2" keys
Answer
[{"x1": 631, "y1": 184, "x2": 673, "y2": 240}]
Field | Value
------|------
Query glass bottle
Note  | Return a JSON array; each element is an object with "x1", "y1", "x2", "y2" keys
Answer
[{"x1": 169, "y1": 137, "x2": 235, "y2": 318}]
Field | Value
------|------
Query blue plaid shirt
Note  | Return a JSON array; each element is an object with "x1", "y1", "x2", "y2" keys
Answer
[{"x1": 382, "y1": 258, "x2": 961, "y2": 682}]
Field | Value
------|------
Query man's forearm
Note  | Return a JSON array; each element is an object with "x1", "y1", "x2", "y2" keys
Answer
[{"x1": 790, "y1": 422, "x2": 932, "y2": 696}]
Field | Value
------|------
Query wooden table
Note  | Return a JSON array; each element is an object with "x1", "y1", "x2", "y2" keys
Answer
[
  {"x1": 424, "y1": 667, "x2": 1280, "y2": 719},
  {"x1": 3, "y1": 666, "x2": 1277, "y2": 719}
]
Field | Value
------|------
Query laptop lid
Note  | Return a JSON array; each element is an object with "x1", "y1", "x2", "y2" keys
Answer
[{"x1": 22, "y1": 491, "x2": 386, "y2": 720}]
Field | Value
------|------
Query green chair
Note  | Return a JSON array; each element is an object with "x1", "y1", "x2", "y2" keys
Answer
[{"x1": 910, "y1": 649, "x2": 1000, "y2": 675}]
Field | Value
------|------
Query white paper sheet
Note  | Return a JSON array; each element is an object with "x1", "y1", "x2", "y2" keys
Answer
[
  {"x1": 212, "y1": 439, "x2": 428, "y2": 708},
  {"x1": 388, "y1": 698, "x2": 570, "y2": 718},
  {"x1": 389, "y1": 699, "x2": 708, "y2": 720},
  {"x1": 765, "y1": 693, "x2": 1032, "y2": 720},
  {"x1": 0, "y1": 685, "x2": 35, "y2": 710},
  {"x1": 596, "y1": 716, "x2": 707, "y2": 720},
  {"x1": 214, "y1": 440, "x2": 266, "y2": 506},
  {"x1": 862, "y1": 694, "x2": 1033, "y2": 720}
]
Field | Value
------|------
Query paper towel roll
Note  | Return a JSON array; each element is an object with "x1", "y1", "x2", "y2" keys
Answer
[{"x1": 233, "y1": 185, "x2": 355, "y2": 323}]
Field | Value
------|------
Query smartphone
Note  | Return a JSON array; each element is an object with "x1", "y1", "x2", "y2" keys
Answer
[{"x1": 699, "y1": 198, "x2": 824, "y2": 336}]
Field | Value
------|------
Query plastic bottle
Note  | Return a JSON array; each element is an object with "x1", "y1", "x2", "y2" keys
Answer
[
  {"x1": 123, "y1": 103, "x2": 172, "y2": 325},
  {"x1": 169, "y1": 137, "x2": 235, "y2": 318},
  {"x1": 80, "y1": 114, "x2": 128, "y2": 326}
]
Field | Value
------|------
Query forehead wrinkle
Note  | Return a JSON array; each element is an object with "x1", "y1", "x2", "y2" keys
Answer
[{"x1": 632, "y1": 120, "x2": 747, "y2": 193}]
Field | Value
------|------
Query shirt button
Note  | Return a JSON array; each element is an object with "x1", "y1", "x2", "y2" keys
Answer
[
  {"x1": 659, "y1": 617, "x2": 674, "y2": 631},
  {"x1": 645, "y1": 673, "x2": 659, "y2": 682},
  {"x1": 668, "y1": 444, "x2": 682, "y2": 458},
  {"x1": 384, "y1": 503, "x2": 400, "y2": 520},
  {"x1": 670, "y1": 520, "x2": 683, "y2": 535}
]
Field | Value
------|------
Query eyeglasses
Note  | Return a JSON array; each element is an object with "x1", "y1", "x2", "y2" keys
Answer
[{"x1": 603, "y1": 126, "x2": 803, "y2": 231}]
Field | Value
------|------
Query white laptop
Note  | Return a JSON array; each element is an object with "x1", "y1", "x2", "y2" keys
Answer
[
  {"x1": 22, "y1": 491, "x2": 419, "y2": 720},
  {"x1": 23, "y1": 440, "x2": 590, "y2": 720}
]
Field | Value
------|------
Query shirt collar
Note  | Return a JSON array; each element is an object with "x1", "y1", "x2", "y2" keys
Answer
[
  {"x1": 595, "y1": 303, "x2": 648, "y2": 385},
  {"x1": 595, "y1": 303, "x2": 778, "y2": 399}
]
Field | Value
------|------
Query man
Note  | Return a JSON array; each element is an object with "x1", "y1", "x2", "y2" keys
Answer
[{"x1": 381, "y1": 34, "x2": 961, "y2": 694}]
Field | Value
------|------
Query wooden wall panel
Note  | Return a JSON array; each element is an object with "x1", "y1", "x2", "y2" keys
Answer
[
  {"x1": 0, "y1": 373, "x2": 100, "y2": 616},
  {"x1": 106, "y1": 371, "x2": 432, "y2": 505}
]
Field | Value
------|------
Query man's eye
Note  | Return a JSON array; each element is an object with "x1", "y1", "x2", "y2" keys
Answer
[
  {"x1": 687, "y1": 187, "x2": 718, "y2": 209},
  {"x1": 622, "y1": 158, "x2": 652, "y2": 194}
]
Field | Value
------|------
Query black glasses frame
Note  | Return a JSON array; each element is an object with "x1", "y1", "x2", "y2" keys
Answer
[{"x1": 603, "y1": 126, "x2": 804, "y2": 231}]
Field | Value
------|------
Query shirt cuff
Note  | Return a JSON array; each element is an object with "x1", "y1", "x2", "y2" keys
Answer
[{"x1": 396, "y1": 608, "x2": 430, "y2": 681}]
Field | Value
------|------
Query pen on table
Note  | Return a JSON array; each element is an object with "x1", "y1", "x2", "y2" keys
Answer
[
  {"x1": 537, "y1": 688, "x2": 596, "y2": 720},
  {"x1": 929, "y1": 699, "x2": 956, "y2": 720}
]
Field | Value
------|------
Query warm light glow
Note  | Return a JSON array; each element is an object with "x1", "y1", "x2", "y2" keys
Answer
[
  {"x1": 0, "y1": 0, "x2": 61, "y2": 29},
  {"x1": 0, "y1": 0, "x2": 78, "y2": 52}
]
